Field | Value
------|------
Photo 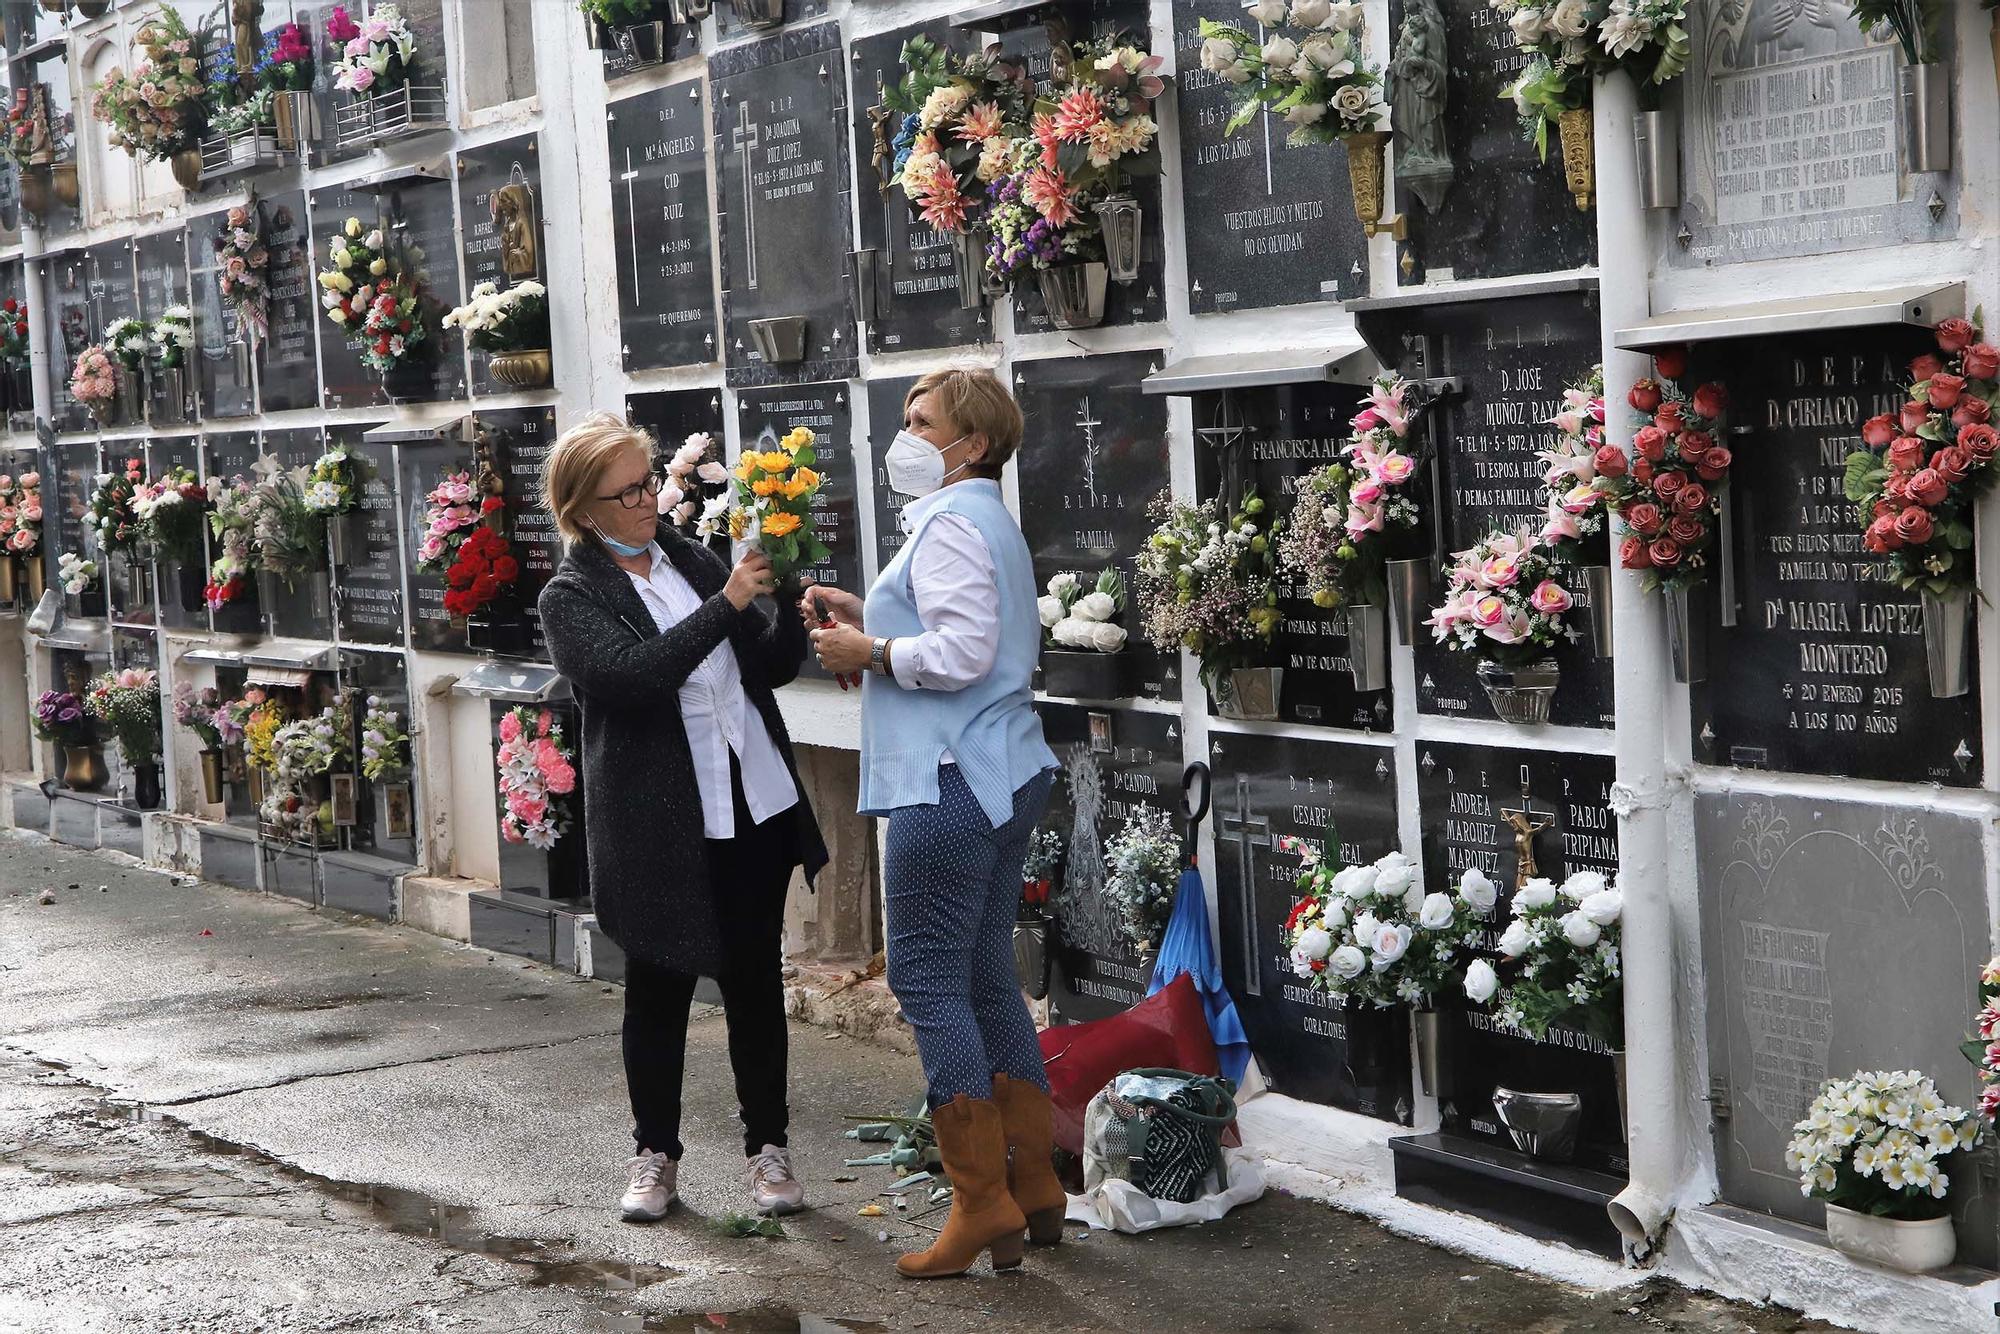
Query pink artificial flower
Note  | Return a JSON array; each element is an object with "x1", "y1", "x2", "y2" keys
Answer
[
  {"x1": 1478, "y1": 555, "x2": 1521, "y2": 588},
  {"x1": 1541, "y1": 504, "x2": 1582, "y2": 544},
  {"x1": 1343, "y1": 501, "x2": 1384, "y2": 536},
  {"x1": 543, "y1": 759, "x2": 576, "y2": 795},
  {"x1": 1529, "y1": 581, "x2": 1573, "y2": 614},
  {"x1": 1469, "y1": 594, "x2": 1508, "y2": 629},
  {"x1": 499, "y1": 711, "x2": 521, "y2": 743},
  {"x1": 1350, "y1": 480, "x2": 1384, "y2": 507},
  {"x1": 1374, "y1": 453, "x2": 1416, "y2": 485}
]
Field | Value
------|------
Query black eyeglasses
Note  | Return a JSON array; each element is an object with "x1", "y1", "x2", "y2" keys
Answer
[{"x1": 596, "y1": 474, "x2": 663, "y2": 509}]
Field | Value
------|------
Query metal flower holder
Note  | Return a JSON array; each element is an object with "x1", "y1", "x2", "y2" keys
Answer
[
  {"x1": 334, "y1": 81, "x2": 449, "y2": 153},
  {"x1": 198, "y1": 127, "x2": 287, "y2": 183}
]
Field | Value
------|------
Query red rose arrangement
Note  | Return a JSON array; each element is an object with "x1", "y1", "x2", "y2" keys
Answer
[
  {"x1": 0, "y1": 297, "x2": 29, "y2": 366},
  {"x1": 1843, "y1": 316, "x2": 1999, "y2": 595},
  {"x1": 442, "y1": 520, "x2": 518, "y2": 618},
  {"x1": 1598, "y1": 344, "x2": 1734, "y2": 592}
]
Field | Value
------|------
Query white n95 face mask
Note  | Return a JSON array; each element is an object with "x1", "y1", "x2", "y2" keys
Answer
[{"x1": 885, "y1": 430, "x2": 969, "y2": 498}]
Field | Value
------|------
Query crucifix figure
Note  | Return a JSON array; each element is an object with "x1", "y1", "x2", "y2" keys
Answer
[
  {"x1": 731, "y1": 100, "x2": 761, "y2": 290},
  {"x1": 1214, "y1": 773, "x2": 1270, "y2": 997},
  {"x1": 1499, "y1": 794, "x2": 1556, "y2": 888}
]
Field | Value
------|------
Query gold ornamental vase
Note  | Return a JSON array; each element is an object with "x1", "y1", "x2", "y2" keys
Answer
[
  {"x1": 169, "y1": 148, "x2": 203, "y2": 193},
  {"x1": 62, "y1": 744, "x2": 108, "y2": 793},
  {"x1": 487, "y1": 348, "x2": 552, "y2": 390},
  {"x1": 52, "y1": 161, "x2": 79, "y2": 207},
  {"x1": 24, "y1": 555, "x2": 44, "y2": 602},
  {"x1": 200, "y1": 749, "x2": 224, "y2": 804},
  {"x1": 18, "y1": 167, "x2": 49, "y2": 219},
  {"x1": 1557, "y1": 107, "x2": 1595, "y2": 212},
  {"x1": 0, "y1": 554, "x2": 16, "y2": 606},
  {"x1": 1343, "y1": 130, "x2": 1390, "y2": 234}
]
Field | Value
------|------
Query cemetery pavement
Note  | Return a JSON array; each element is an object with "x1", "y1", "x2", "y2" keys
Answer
[{"x1": 0, "y1": 833, "x2": 1834, "y2": 1333}]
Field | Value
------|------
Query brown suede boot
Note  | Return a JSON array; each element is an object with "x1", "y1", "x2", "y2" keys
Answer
[
  {"x1": 897, "y1": 1096, "x2": 1027, "y2": 1279},
  {"x1": 992, "y1": 1074, "x2": 1067, "y2": 1246}
]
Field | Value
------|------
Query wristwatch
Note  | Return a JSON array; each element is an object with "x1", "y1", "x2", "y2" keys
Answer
[{"x1": 870, "y1": 637, "x2": 891, "y2": 678}]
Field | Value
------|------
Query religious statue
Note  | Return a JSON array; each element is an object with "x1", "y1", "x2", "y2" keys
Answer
[
  {"x1": 866, "y1": 94, "x2": 896, "y2": 200},
  {"x1": 1501, "y1": 805, "x2": 1554, "y2": 886},
  {"x1": 232, "y1": 0, "x2": 265, "y2": 89},
  {"x1": 491, "y1": 182, "x2": 539, "y2": 282},
  {"x1": 1388, "y1": 0, "x2": 1453, "y2": 214}
]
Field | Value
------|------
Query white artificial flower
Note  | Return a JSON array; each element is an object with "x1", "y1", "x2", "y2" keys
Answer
[
  {"x1": 1327, "y1": 944, "x2": 1367, "y2": 980},
  {"x1": 1260, "y1": 36, "x2": 1299, "y2": 69},
  {"x1": 1350, "y1": 910, "x2": 1382, "y2": 943},
  {"x1": 1074, "y1": 590, "x2": 1117, "y2": 623},
  {"x1": 1219, "y1": 58, "x2": 1256, "y2": 85},
  {"x1": 1464, "y1": 958, "x2": 1499, "y2": 1004},
  {"x1": 1325, "y1": 0, "x2": 1365, "y2": 30},
  {"x1": 1037, "y1": 595, "x2": 1065, "y2": 628},
  {"x1": 1508, "y1": 6, "x2": 1547, "y2": 43},
  {"x1": 1457, "y1": 867, "x2": 1498, "y2": 912},
  {"x1": 1561, "y1": 869, "x2": 1608, "y2": 901},
  {"x1": 1560, "y1": 910, "x2": 1602, "y2": 948},
  {"x1": 1372, "y1": 850, "x2": 1418, "y2": 897},
  {"x1": 1371, "y1": 923, "x2": 1412, "y2": 969},
  {"x1": 1047, "y1": 571, "x2": 1080, "y2": 599},
  {"x1": 1498, "y1": 919, "x2": 1534, "y2": 958},
  {"x1": 1086, "y1": 622, "x2": 1127, "y2": 653},
  {"x1": 1296, "y1": 925, "x2": 1333, "y2": 962},
  {"x1": 1331, "y1": 864, "x2": 1378, "y2": 900},
  {"x1": 1548, "y1": 0, "x2": 1589, "y2": 39},
  {"x1": 1052, "y1": 617, "x2": 1092, "y2": 648},
  {"x1": 1319, "y1": 897, "x2": 1348, "y2": 930},
  {"x1": 1580, "y1": 888, "x2": 1623, "y2": 926},
  {"x1": 1302, "y1": 36, "x2": 1354, "y2": 77},
  {"x1": 1418, "y1": 892, "x2": 1456, "y2": 930},
  {"x1": 1290, "y1": 0, "x2": 1332, "y2": 26},
  {"x1": 1199, "y1": 35, "x2": 1238, "y2": 74},
  {"x1": 1247, "y1": 0, "x2": 1290, "y2": 24},
  {"x1": 1514, "y1": 877, "x2": 1559, "y2": 911}
]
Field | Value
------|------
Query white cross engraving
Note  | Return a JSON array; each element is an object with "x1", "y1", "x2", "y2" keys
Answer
[
  {"x1": 1075, "y1": 395, "x2": 1102, "y2": 508},
  {"x1": 619, "y1": 147, "x2": 642, "y2": 298},
  {"x1": 732, "y1": 100, "x2": 761, "y2": 290}
]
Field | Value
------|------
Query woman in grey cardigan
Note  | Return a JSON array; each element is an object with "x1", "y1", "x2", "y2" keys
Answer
[{"x1": 538, "y1": 412, "x2": 828, "y2": 1226}]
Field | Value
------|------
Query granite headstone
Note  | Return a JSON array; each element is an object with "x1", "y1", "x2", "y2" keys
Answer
[
  {"x1": 330, "y1": 423, "x2": 405, "y2": 647},
  {"x1": 608, "y1": 80, "x2": 721, "y2": 372}
]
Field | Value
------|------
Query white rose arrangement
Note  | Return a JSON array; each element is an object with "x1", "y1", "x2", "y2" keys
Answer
[
  {"x1": 1787, "y1": 1071, "x2": 1982, "y2": 1220},
  {"x1": 1041, "y1": 567, "x2": 1128, "y2": 655},
  {"x1": 1488, "y1": 0, "x2": 1690, "y2": 157},
  {"x1": 1279, "y1": 838, "x2": 1487, "y2": 1008},
  {"x1": 57, "y1": 551, "x2": 97, "y2": 596},
  {"x1": 1481, "y1": 867, "x2": 1624, "y2": 1045},
  {"x1": 1197, "y1": 2, "x2": 1386, "y2": 147}
]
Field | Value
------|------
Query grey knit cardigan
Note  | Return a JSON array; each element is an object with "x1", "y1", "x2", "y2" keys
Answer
[{"x1": 537, "y1": 522, "x2": 828, "y2": 976}]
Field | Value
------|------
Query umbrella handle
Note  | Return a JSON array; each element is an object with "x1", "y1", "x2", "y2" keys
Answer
[{"x1": 1178, "y1": 761, "x2": 1210, "y2": 837}]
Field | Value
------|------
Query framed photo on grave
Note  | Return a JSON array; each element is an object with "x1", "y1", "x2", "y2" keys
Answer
[
  {"x1": 1357, "y1": 281, "x2": 1614, "y2": 727},
  {"x1": 847, "y1": 21, "x2": 992, "y2": 355},
  {"x1": 1685, "y1": 329, "x2": 1981, "y2": 786},
  {"x1": 254, "y1": 190, "x2": 319, "y2": 413},
  {"x1": 862, "y1": 375, "x2": 919, "y2": 581},
  {"x1": 1415, "y1": 740, "x2": 1625, "y2": 1174},
  {"x1": 709, "y1": 22, "x2": 861, "y2": 387},
  {"x1": 475, "y1": 406, "x2": 559, "y2": 660},
  {"x1": 1190, "y1": 380, "x2": 1389, "y2": 730},
  {"x1": 1385, "y1": 0, "x2": 1595, "y2": 284},
  {"x1": 1013, "y1": 350, "x2": 1179, "y2": 702},
  {"x1": 148, "y1": 434, "x2": 206, "y2": 630},
  {"x1": 1696, "y1": 790, "x2": 1995, "y2": 1267},
  {"x1": 455, "y1": 132, "x2": 548, "y2": 394},
  {"x1": 263, "y1": 427, "x2": 334, "y2": 643},
  {"x1": 607, "y1": 80, "x2": 720, "y2": 372},
  {"x1": 1038, "y1": 704, "x2": 1183, "y2": 1025},
  {"x1": 329, "y1": 423, "x2": 405, "y2": 648},
  {"x1": 735, "y1": 382, "x2": 858, "y2": 680},
  {"x1": 203, "y1": 430, "x2": 266, "y2": 635},
  {"x1": 1170, "y1": 1, "x2": 1369, "y2": 315},
  {"x1": 1208, "y1": 729, "x2": 1407, "y2": 1119}
]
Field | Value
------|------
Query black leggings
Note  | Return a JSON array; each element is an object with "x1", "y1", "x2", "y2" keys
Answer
[{"x1": 622, "y1": 769, "x2": 796, "y2": 1159}]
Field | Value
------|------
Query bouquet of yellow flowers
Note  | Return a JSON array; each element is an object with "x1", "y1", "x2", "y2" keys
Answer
[{"x1": 701, "y1": 425, "x2": 829, "y2": 583}]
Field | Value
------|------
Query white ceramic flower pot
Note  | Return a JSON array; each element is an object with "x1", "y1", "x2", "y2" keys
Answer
[{"x1": 1824, "y1": 1203, "x2": 1956, "y2": 1273}]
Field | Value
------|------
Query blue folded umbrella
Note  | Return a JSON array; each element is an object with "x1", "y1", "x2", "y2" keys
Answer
[{"x1": 1148, "y1": 858, "x2": 1251, "y2": 1087}]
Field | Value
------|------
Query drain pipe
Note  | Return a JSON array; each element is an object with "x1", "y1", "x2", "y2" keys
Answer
[{"x1": 1594, "y1": 71, "x2": 1684, "y2": 1264}]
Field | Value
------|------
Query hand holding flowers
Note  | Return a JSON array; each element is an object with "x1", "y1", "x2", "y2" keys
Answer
[{"x1": 717, "y1": 427, "x2": 829, "y2": 585}]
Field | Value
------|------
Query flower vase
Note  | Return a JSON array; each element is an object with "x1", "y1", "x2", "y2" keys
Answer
[
  {"x1": 170, "y1": 148, "x2": 204, "y2": 193},
  {"x1": 1412, "y1": 1007, "x2": 1444, "y2": 1099},
  {"x1": 1093, "y1": 195, "x2": 1143, "y2": 284},
  {"x1": 62, "y1": 744, "x2": 107, "y2": 793},
  {"x1": 75, "y1": 0, "x2": 108, "y2": 15},
  {"x1": 1899, "y1": 61, "x2": 1951, "y2": 175},
  {"x1": 52, "y1": 160, "x2": 79, "y2": 208},
  {"x1": 1492, "y1": 1087, "x2": 1583, "y2": 1161},
  {"x1": 0, "y1": 555, "x2": 16, "y2": 607},
  {"x1": 1664, "y1": 583, "x2": 1707, "y2": 684},
  {"x1": 729, "y1": 0, "x2": 783, "y2": 28},
  {"x1": 1345, "y1": 601, "x2": 1388, "y2": 693},
  {"x1": 1040, "y1": 649, "x2": 1129, "y2": 701},
  {"x1": 487, "y1": 349, "x2": 552, "y2": 390},
  {"x1": 380, "y1": 358, "x2": 432, "y2": 402},
  {"x1": 612, "y1": 19, "x2": 669, "y2": 66},
  {"x1": 1385, "y1": 557, "x2": 1430, "y2": 647},
  {"x1": 18, "y1": 166, "x2": 50, "y2": 219},
  {"x1": 115, "y1": 374, "x2": 141, "y2": 426},
  {"x1": 151, "y1": 365, "x2": 188, "y2": 425},
  {"x1": 255, "y1": 568, "x2": 282, "y2": 611},
  {"x1": 1036, "y1": 263, "x2": 1107, "y2": 331},
  {"x1": 1633, "y1": 109, "x2": 1679, "y2": 210},
  {"x1": 1556, "y1": 107, "x2": 1595, "y2": 212},
  {"x1": 132, "y1": 761, "x2": 162, "y2": 811},
  {"x1": 199, "y1": 749, "x2": 224, "y2": 805},
  {"x1": 1342, "y1": 130, "x2": 1389, "y2": 233},
  {"x1": 1824, "y1": 1205, "x2": 1956, "y2": 1273},
  {"x1": 1214, "y1": 666, "x2": 1282, "y2": 721},
  {"x1": 949, "y1": 229, "x2": 987, "y2": 312},
  {"x1": 24, "y1": 556, "x2": 44, "y2": 603},
  {"x1": 1920, "y1": 586, "x2": 1972, "y2": 698},
  {"x1": 1611, "y1": 1048, "x2": 1628, "y2": 1144},
  {"x1": 328, "y1": 510, "x2": 365, "y2": 568},
  {"x1": 1013, "y1": 916, "x2": 1049, "y2": 1001},
  {"x1": 246, "y1": 765, "x2": 266, "y2": 809},
  {"x1": 1582, "y1": 563, "x2": 1614, "y2": 659},
  {"x1": 1476, "y1": 657, "x2": 1559, "y2": 726},
  {"x1": 273, "y1": 91, "x2": 320, "y2": 155}
]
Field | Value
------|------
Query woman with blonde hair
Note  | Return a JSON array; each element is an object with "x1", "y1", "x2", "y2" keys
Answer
[
  {"x1": 806, "y1": 368, "x2": 1063, "y2": 1278},
  {"x1": 539, "y1": 411, "x2": 827, "y2": 1224}
]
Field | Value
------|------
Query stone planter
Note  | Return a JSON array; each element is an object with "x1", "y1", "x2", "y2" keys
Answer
[
  {"x1": 1921, "y1": 586, "x2": 1971, "y2": 699},
  {"x1": 487, "y1": 348, "x2": 552, "y2": 391},
  {"x1": 1476, "y1": 657, "x2": 1558, "y2": 726},
  {"x1": 1036, "y1": 263, "x2": 1107, "y2": 331},
  {"x1": 1824, "y1": 1204, "x2": 1956, "y2": 1274},
  {"x1": 1214, "y1": 666, "x2": 1282, "y2": 721}
]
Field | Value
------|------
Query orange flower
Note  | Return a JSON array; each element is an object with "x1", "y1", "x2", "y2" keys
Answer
[
  {"x1": 762, "y1": 511, "x2": 802, "y2": 538},
  {"x1": 757, "y1": 450, "x2": 793, "y2": 472},
  {"x1": 781, "y1": 470, "x2": 818, "y2": 500},
  {"x1": 752, "y1": 477, "x2": 783, "y2": 497}
]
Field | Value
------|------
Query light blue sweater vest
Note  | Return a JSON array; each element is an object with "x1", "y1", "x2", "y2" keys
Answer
[{"x1": 858, "y1": 480, "x2": 1056, "y2": 827}]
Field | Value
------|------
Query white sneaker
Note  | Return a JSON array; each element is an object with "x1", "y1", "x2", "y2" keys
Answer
[
  {"x1": 621, "y1": 1151, "x2": 677, "y2": 1222},
  {"x1": 747, "y1": 1144, "x2": 804, "y2": 1216}
]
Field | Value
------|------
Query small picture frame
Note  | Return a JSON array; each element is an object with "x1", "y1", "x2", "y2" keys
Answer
[
  {"x1": 330, "y1": 773, "x2": 358, "y2": 827},
  {"x1": 383, "y1": 781, "x2": 415, "y2": 840},
  {"x1": 1087, "y1": 710, "x2": 1114, "y2": 753}
]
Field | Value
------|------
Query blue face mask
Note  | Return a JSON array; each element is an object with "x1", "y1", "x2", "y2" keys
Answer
[{"x1": 591, "y1": 521, "x2": 650, "y2": 558}]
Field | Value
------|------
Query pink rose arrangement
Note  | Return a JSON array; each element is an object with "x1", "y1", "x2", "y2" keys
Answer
[
  {"x1": 1277, "y1": 375, "x2": 1427, "y2": 610},
  {"x1": 87, "y1": 10, "x2": 208, "y2": 163},
  {"x1": 658, "y1": 431, "x2": 731, "y2": 530},
  {"x1": 0, "y1": 471, "x2": 42, "y2": 556},
  {"x1": 214, "y1": 202, "x2": 271, "y2": 343},
  {"x1": 1964, "y1": 957, "x2": 2000, "y2": 1125},
  {"x1": 68, "y1": 344, "x2": 118, "y2": 413},
  {"x1": 416, "y1": 470, "x2": 482, "y2": 575},
  {"x1": 496, "y1": 706, "x2": 577, "y2": 850},
  {"x1": 1536, "y1": 365, "x2": 1613, "y2": 564},
  {"x1": 1844, "y1": 317, "x2": 1999, "y2": 595},
  {"x1": 1427, "y1": 526, "x2": 1574, "y2": 668},
  {"x1": 329, "y1": 3, "x2": 419, "y2": 98},
  {"x1": 1597, "y1": 346, "x2": 1734, "y2": 593}
]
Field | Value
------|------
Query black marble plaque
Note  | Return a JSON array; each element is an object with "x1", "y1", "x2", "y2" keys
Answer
[
  {"x1": 53, "y1": 437, "x2": 96, "y2": 591},
  {"x1": 204, "y1": 430, "x2": 265, "y2": 636},
  {"x1": 710, "y1": 22, "x2": 860, "y2": 386},
  {"x1": 331, "y1": 424, "x2": 404, "y2": 647},
  {"x1": 134, "y1": 226, "x2": 196, "y2": 422},
  {"x1": 455, "y1": 132, "x2": 545, "y2": 393},
  {"x1": 397, "y1": 433, "x2": 472, "y2": 654},
  {"x1": 339, "y1": 646, "x2": 418, "y2": 865},
  {"x1": 257, "y1": 191, "x2": 318, "y2": 413},
  {"x1": 1689, "y1": 331, "x2": 1981, "y2": 785},
  {"x1": 1415, "y1": 739, "x2": 1625, "y2": 1173},
  {"x1": 309, "y1": 183, "x2": 387, "y2": 410},
  {"x1": 1038, "y1": 704, "x2": 1183, "y2": 1025},
  {"x1": 628, "y1": 387, "x2": 728, "y2": 558},
  {"x1": 847, "y1": 22, "x2": 991, "y2": 355},
  {"x1": 1171, "y1": 0, "x2": 1368, "y2": 314},
  {"x1": 381, "y1": 173, "x2": 469, "y2": 403},
  {"x1": 42, "y1": 252, "x2": 92, "y2": 432},
  {"x1": 736, "y1": 381, "x2": 856, "y2": 681},
  {"x1": 1388, "y1": 0, "x2": 1596, "y2": 284},
  {"x1": 608, "y1": 80, "x2": 720, "y2": 372},
  {"x1": 1192, "y1": 382, "x2": 1388, "y2": 730},
  {"x1": 83, "y1": 237, "x2": 138, "y2": 339},
  {"x1": 187, "y1": 209, "x2": 256, "y2": 421},
  {"x1": 263, "y1": 427, "x2": 334, "y2": 642},
  {"x1": 863, "y1": 374, "x2": 919, "y2": 580},
  {"x1": 479, "y1": 406, "x2": 559, "y2": 660},
  {"x1": 149, "y1": 433, "x2": 206, "y2": 630},
  {"x1": 1363, "y1": 284, "x2": 1613, "y2": 726},
  {"x1": 1209, "y1": 729, "x2": 1407, "y2": 1118},
  {"x1": 1014, "y1": 351, "x2": 1179, "y2": 702}
]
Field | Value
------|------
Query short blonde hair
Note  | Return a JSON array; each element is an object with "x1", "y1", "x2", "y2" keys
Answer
[
  {"x1": 543, "y1": 411, "x2": 654, "y2": 545},
  {"x1": 905, "y1": 367, "x2": 1024, "y2": 472}
]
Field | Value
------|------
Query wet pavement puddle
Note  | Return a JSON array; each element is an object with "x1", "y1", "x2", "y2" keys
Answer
[{"x1": 608, "y1": 1314, "x2": 889, "y2": 1332}]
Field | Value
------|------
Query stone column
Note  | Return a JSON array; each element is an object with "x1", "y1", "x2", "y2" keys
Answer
[{"x1": 783, "y1": 743, "x2": 879, "y2": 967}]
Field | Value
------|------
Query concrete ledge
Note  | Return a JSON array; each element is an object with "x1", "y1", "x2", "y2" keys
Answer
[
  {"x1": 783, "y1": 963, "x2": 914, "y2": 1055},
  {"x1": 1663, "y1": 1201, "x2": 2000, "y2": 1334},
  {"x1": 399, "y1": 874, "x2": 489, "y2": 942}
]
